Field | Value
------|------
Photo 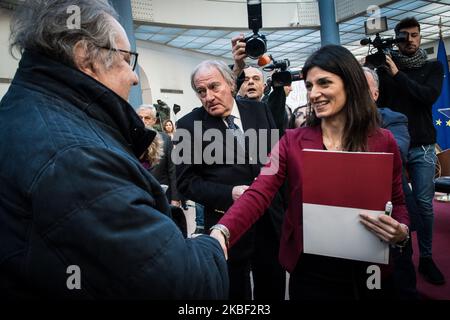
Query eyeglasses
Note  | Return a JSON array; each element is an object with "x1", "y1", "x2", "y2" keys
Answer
[
  {"x1": 100, "y1": 46, "x2": 139, "y2": 71},
  {"x1": 139, "y1": 115, "x2": 153, "y2": 121},
  {"x1": 293, "y1": 110, "x2": 305, "y2": 118}
]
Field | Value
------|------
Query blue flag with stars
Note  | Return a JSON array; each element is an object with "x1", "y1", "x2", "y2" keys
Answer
[{"x1": 433, "y1": 39, "x2": 450, "y2": 150}]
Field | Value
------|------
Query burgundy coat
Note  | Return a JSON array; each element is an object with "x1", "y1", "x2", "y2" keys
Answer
[{"x1": 219, "y1": 126, "x2": 409, "y2": 273}]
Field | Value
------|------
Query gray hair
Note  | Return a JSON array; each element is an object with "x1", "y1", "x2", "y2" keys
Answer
[
  {"x1": 362, "y1": 66, "x2": 379, "y2": 89},
  {"x1": 137, "y1": 104, "x2": 157, "y2": 119},
  {"x1": 191, "y1": 60, "x2": 237, "y2": 95},
  {"x1": 10, "y1": 0, "x2": 119, "y2": 69}
]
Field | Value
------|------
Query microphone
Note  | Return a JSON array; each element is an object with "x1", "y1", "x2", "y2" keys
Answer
[
  {"x1": 360, "y1": 38, "x2": 371, "y2": 46},
  {"x1": 257, "y1": 54, "x2": 272, "y2": 67}
]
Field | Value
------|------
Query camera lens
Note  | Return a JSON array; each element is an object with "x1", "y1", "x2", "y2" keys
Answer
[
  {"x1": 365, "y1": 51, "x2": 386, "y2": 69},
  {"x1": 245, "y1": 33, "x2": 267, "y2": 59}
]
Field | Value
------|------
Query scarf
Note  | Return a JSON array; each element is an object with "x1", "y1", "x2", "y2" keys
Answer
[{"x1": 389, "y1": 48, "x2": 428, "y2": 69}]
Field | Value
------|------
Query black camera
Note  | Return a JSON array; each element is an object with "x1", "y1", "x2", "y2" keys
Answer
[
  {"x1": 245, "y1": 33, "x2": 267, "y2": 59},
  {"x1": 360, "y1": 32, "x2": 407, "y2": 68},
  {"x1": 263, "y1": 56, "x2": 303, "y2": 87},
  {"x1": 245, "y1": 0, "x2": 267, "y2": 59}
]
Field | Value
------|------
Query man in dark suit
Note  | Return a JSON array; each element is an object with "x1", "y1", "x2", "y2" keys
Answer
[{"x1": 175, "y1": 60, "x2": 285, "y2": 299}]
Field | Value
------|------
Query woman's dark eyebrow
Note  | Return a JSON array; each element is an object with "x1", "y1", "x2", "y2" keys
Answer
[
  {"x1": 317, "y1": 77, "x2": 332, "y2": 82},
  {"x1": 305, "y1": 77, "x2": 332, "y2": 85}
]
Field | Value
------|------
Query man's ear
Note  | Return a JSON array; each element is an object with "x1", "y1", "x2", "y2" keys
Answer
[
  {"x1": 73, "y1": 41, "x2": 99, "y2": 79},
  {"x1": 231, "y1": 83, "x2": 237, "y2": 96},
  {"x1": 373, "y1": 89, "x2": 379, "y2": 101}
]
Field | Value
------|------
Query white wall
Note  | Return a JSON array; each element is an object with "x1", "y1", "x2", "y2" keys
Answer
[
  {"x1": 424, "y1": 37, "x2": 450, "y2": 62},
  {"x1": 132, "y1": 0, "x2": 312, "y2": 29},
  {"x1": 1, "y1": 5, "x2": 448, "y2": 114},
  {"x1": 0, "y1": 8, "x2": 19, "y2": 98},
  {"x1": 136, "y1": 39, "x2": 232, "y2": 120}
]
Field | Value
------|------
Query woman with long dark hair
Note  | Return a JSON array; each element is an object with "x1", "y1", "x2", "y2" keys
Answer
[{"x1": 211, "y1": 45, "x2": 410, "y2": 299}]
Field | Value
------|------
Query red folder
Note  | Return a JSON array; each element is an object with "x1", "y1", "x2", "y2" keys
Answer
[
  {"x1": 301, "y1": 149, "x2": 393, "y2": 211},
  {"x1": 301, "y1": 149, "x2": 394, "y2": 263}
]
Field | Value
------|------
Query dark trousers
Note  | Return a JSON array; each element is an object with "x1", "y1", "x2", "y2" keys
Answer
[
  {"x1": 206, "y1": 208, "x2": 285, "y2": 300},
  {"x1": 205, "y1": 208, "x2": 254, "y2": 300},
  {"x1": 227, "y1": 256, "x2": 252, "y2": 300},
  {"x1": 394, "y1": 174, "x2": 419, "y2": 299},
  {"x1": 289, "y1": 253, "x2": 397, "y2": 300},
  {"x1": 391, "y1": 239, "x2": 418, "y2": 300},
  {"x1": 252, "y1": 213, "x2": 286, "y2": 300}
]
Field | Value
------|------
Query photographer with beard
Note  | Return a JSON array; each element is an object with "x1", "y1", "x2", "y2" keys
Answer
[{"x1": 377, "y1": 17, "x2": 444, "y2": 285}]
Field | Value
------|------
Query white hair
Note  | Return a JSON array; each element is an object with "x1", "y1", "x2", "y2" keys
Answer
[
  {"x1": 10, "y1": 0, "x2": 119, "y2": 69},
  {"x1": 137, "y1": 104, "x2": 157, "y2": 119}
]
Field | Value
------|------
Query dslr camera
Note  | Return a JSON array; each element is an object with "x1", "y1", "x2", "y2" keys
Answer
[
  {"x1": 360, "y1": 33, "x2": 407, "y2": 68},
  {"x1": 360, "y1": 16, "x2": 407, "y2": 68},
  {"x1": 263, "y1": 56, "x2": 303, "y2": 87},
  {"x1": 244, "y1": 0, "x2": 267, "y2": 59}
]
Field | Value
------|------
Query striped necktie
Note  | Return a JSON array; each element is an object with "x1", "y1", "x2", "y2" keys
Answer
[{"x1": 225, "y1": 115, "x2": 245, "y2": 147}]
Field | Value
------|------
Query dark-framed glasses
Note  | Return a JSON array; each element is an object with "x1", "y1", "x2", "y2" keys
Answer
[
  {"x1": 293, "y1": 110, "x2": 304, "y2": 118},
  {"x1": 100, "y1": 47, "x2": 139, "y2": 71}
]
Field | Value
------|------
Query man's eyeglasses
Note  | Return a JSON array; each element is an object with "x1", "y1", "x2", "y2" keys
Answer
[{"x1": 100, "y1": 47, "x2": 139, "y2": 71}]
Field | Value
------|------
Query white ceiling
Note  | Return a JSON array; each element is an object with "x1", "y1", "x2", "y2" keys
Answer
[{"x1": 133, "y1": 0, "x2": 450, "y2": 69}]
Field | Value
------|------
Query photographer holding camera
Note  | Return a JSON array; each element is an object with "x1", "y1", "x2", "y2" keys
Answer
[
  {"x1": 232, "y1": 35, "x2": 291, "y2": 134},
  {"x1": 376, "y1": 17, "x2": 445, "y2": 285}
]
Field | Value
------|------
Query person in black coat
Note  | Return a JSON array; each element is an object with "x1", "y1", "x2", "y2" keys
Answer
[
  {"x1": 0, "y1": 0, "x2": 227, "y2": 299},
  {"x1": 175, "y1": 60, "x2": 285, "y2": 300}
]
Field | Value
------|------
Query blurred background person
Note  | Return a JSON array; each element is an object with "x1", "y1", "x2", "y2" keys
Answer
[
  {"x1": 162, "y1": 119, "x2": 176, "y2": 140},
  {"x1": 288, "y1": 104, "x2": 308, "y2": 129},
  {"x1": 137, "y1": 105, "x2": 180, "y2": 207}
]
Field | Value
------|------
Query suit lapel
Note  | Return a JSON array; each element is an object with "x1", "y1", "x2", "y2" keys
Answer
[
  {"x1": 237, "y1": 101, "x2": 258, "y2": 131},
  {"x1": 299, "y1": 126, "x2": 324, "y2": 150},
  {"x1": 201, "y1": 108, "x2": 227, "y2": 134}
]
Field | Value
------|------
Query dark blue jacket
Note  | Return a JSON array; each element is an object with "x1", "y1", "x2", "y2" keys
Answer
[
  {"x1": 0, "y1": 51, "x2": 228, "y2": 299},
  {"x1": 378, "y1": 107, "x2": 410, "y2": 164}
]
